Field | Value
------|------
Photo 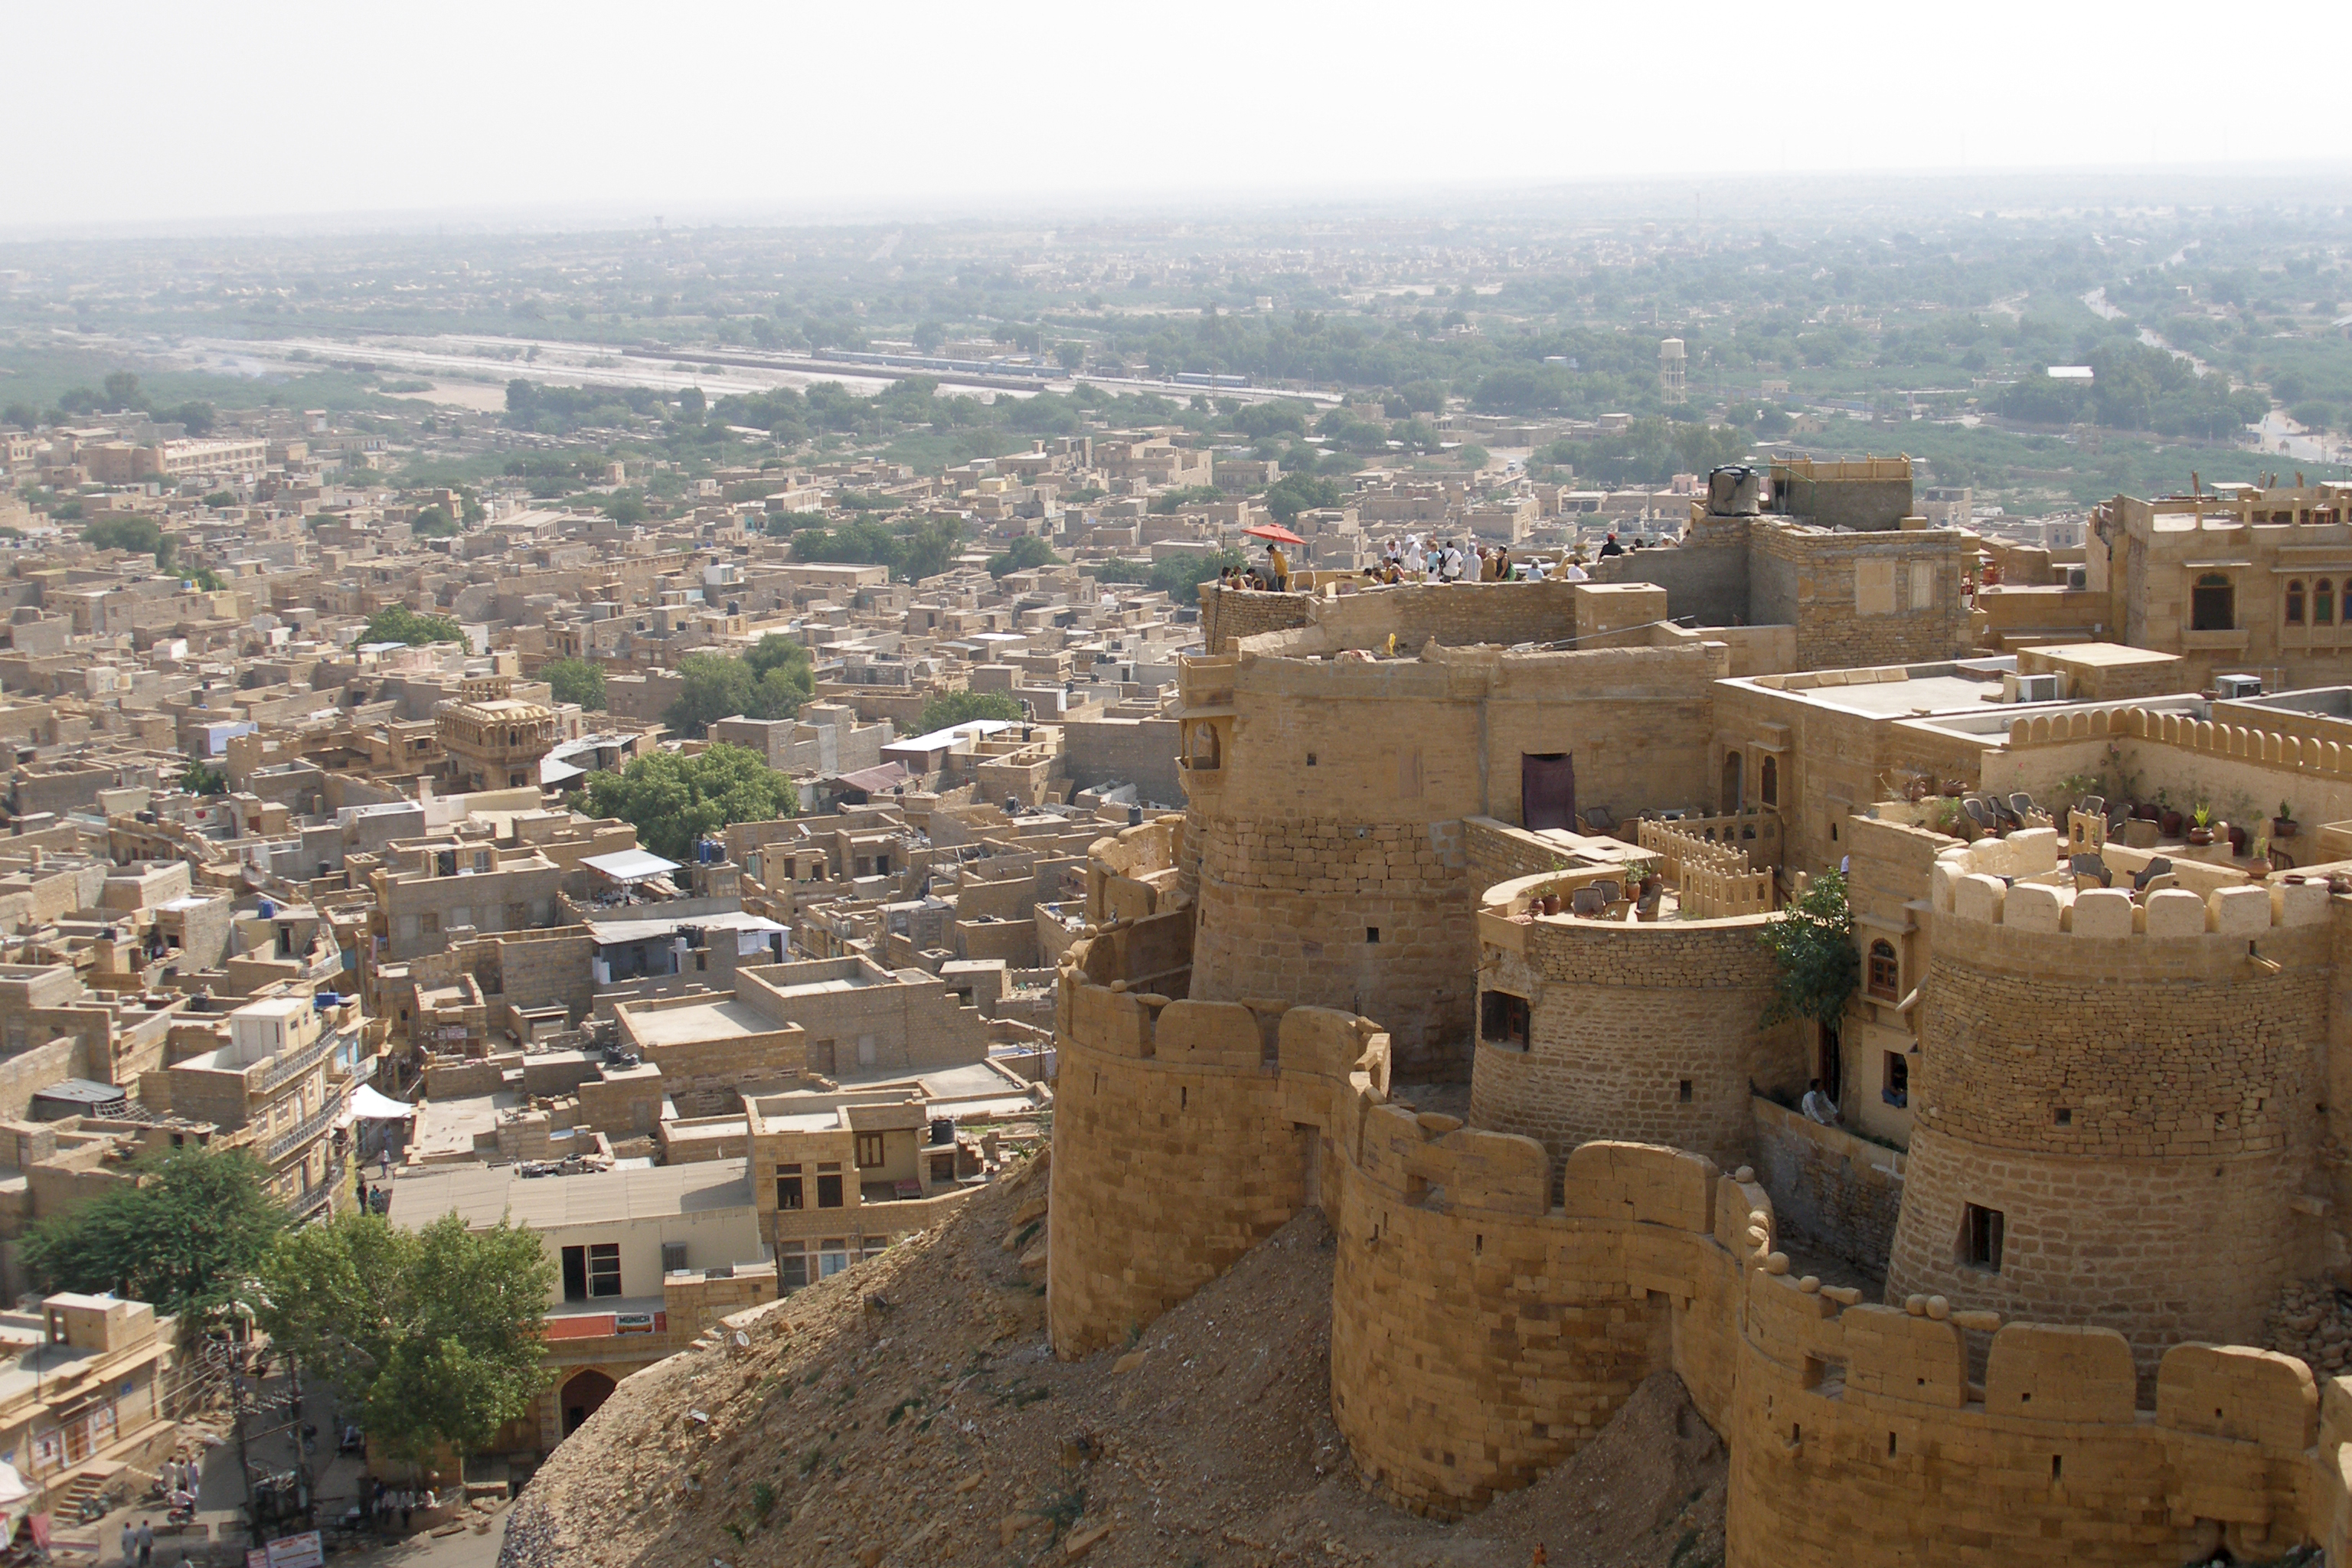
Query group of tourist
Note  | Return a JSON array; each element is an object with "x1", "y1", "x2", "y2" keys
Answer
[{"x1": 1216, "y1": 528, "x2": 1674, "y2": 594}]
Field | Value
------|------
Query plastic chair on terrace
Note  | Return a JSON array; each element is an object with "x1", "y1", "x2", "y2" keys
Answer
[
  {"x1": 2068, "y1": 853, "x2": 2111, "y2": 887},
  {"x1": 1633, "y1": 885, "x2": 1663, "y2": 921},
  {"x1": 2138, "y1": 873, "x2": 2180, "y2": 896},
  {"x1": 1592, "y1": 878, "x2": 1622, "y2": 905},
  {"x1": 1570, "y1": 887, "x2": 1608, "y2": 917},
  {"x1": 2076, "y1": 794, "x2": 2105, "y2": 821},
  {"x1": 2132, "y1": 856, "x2": 2174, "y2": 893},
  {"x1": 1962, "y1": 796, "x2": 1998, "y2": 833},
  {"x1": 2009, "y1": 792, "x2": 2039, "y2": 820},
  {"x1": 1581, "y1": 806, "x2": 1617, "y2": 835}
]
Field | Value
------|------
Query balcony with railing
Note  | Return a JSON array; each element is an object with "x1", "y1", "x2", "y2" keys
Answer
[{"x1": 266, "y1": 1089, "x2": 348, "y2": 1165}]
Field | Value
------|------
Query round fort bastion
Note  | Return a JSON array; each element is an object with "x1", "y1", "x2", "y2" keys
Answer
[
  {"x1": 1466, "y1": 871, "x2": 1803, "y2": 1174},
  {"x1": 1884, "y1": 861, "x2": 2331, "y2": 1375}
]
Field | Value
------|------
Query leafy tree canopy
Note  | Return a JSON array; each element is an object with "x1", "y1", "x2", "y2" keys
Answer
[
  {"x1": 1759, "y1": 869, "x2": 1859, "y2": 1028},
  {"x1": 83, "y1": 515, "x2": 176, "y2": 567},
  {"x1": 917, "y1": 689, "x2": 1024, "y2": 734},
  {"x1": 410, "y1": 505, "x2": 459, "y2": 538},
  {"x1": 362, "y1": 605, "x2": 466, "y2": 648},
  {"x1": 22, "y1": 1144, "x2": 286, "y2": 1319},
  {"x1": 1263, "y1": 472, "x2": 1341, "y2": 524},
  {"x1": 259, "y1": 1211, "x2": 554, "y2": 1468},
  {"x1": 662, "y1": 648, "x2": 813, "y2": 738},
  {"x1": 573, "y1": 743, "x2": 798, "y2": 861},
  {"x1": 986, "y1": 536, "x2": 1060, "y2": 578},
  {"x1": 541, "y1": 658, "x2": 606, "y2": 710}
]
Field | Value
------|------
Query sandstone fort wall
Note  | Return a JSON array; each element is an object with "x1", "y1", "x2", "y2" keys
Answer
[
  {"x1": 1467, "y1": 897, "x2": 1798, "y2": 1172},
  {"x1": 1885, "y1": 871, "x2": 2331, "y2": 1376},
  {"x1": 1046, "y1": 943, "x2": 2344, "y2": 1557},
  {"x1": 1181, "y1": 643, "x2": 1720, "y2": 1076}
]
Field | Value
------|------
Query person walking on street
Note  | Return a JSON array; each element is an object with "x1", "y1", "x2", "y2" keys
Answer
[
  {"x1": 136, "y1": 1518, "x2": 154, "y2": 1566},
  {"x1": 119, "y1": 1521, "x2": 135, "y2": 1566}
]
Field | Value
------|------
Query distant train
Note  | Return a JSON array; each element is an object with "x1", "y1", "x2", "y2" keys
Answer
[{"x1": 1170, "y1": 371, "x2": 1250, "y2": 389}]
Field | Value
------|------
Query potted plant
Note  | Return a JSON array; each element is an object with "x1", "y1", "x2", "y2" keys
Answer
[
  {"x1": 2273, "y1": 801, "x2": 2300, "y2": 839},
  {"x1": 2227, "y1": 821, "x2": 2250, "y2": 857},
  {"x1": 2157, "y1": 789, "x2": 2184, "y2": 838},
  {"x1": 2187, "y1": 804, "x2": 2214, "y2": 847}
]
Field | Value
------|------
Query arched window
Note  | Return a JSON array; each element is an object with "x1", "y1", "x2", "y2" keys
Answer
[
  {"x1": 1867, "y1": 939, "x2": 1900, "y2": 1000},
  {"x1": 2190, "y1": 573, "x2": 2236, "y2": 632},
  {"x1": 2287, "y1": 580, "x2": 2306, "y2": 624},
  {"x1": 2319, "y1": 580, "x2": 2337, "y2": 626},
  {"x1": 1759, "y1": 754, "x2": 1779, "y2": 807}
]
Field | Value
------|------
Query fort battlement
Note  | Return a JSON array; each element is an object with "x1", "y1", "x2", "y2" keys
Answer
[
  {"x1": 1046, "y1": 930, "x2": 2352, "y2": 1557},
  {"x1": 1929, "y1": 829, "x2": 2332, "y2": 939}
]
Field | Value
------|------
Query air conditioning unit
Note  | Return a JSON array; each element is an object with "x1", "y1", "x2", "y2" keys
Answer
[
  {"x1": 2015, "y1": 674, "x2": 2060, "y2": 703},
  {"x1": 2066, "y1": 566, "x2": 2089, "y2": 590},
  {"x1": 2215, "y1": 673, "x2": 2263, "y2": 700}
]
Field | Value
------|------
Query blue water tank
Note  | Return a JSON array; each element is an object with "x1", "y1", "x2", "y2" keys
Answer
[{"x1": 256, "y1": 899, "x2": 275, "y2": 920}]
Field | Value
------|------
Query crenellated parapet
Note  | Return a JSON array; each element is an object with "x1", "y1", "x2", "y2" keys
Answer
[{"x1": 1043, "y1": 821, "x2": 2352, "y2": 1563}]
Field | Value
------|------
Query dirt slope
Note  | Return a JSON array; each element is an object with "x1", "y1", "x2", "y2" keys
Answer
[{"x1": 501, "y1": 1152, "x2": 1725, "y2": 1568}]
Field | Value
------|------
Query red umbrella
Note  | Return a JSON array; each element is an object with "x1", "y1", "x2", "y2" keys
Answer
[{"x1": 1242, "y1": 523, "x2": 1306, "y2": 546}]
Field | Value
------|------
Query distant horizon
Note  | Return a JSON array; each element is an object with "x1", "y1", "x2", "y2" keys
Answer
[
  {"x1": 8, "y1": 0, "x2": 2348, "y2": 237},
  {"x1": 6, "y1": 161, "x2": 2352, "y2": 248}
]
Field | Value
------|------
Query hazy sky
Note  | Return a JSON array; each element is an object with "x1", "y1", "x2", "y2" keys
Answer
[{"x1": 9, "y1": 0, "x2": 2350, "y2": 234}]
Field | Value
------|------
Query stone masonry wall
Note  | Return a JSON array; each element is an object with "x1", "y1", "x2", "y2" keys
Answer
[
  {"x1": 1468, "y1": 913, "x2": 1793, "y2": 1173},
  {"x1": 1748, "y1": 523, "x2": 1969, "y2": 671},
  {"x1": 1886, "y1": 907, "x2": 2330, "y2": 1377},
  {"x1": 1200, "y1": 584, "x2": 1316, "y2": 654},
  {"x1": 1045, "y1": 987, "x2": 1307, "y2": 1357},
  {"x1": 1749, "y1": 1094, "x2": 1905, "y2": 1274},
  {"x1": 1183, "y1": 642, "x2": 1722, "y2": 1078}
]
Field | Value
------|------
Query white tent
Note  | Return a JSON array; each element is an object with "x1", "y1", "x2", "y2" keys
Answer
[{"x1": 347, "y1": 1083, "x2": 415, "y2": 1120}]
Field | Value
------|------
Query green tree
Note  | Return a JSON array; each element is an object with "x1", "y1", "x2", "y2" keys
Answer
[
  {"x1": 2, "y1": 400, "x2": 37, "y2": 430},
  {"x1": 410, "y1": 505, "x2": 459, "y2": 538},
  {"x1": 916, "y1": 689, "x2": 1024, "y2": 734},
  {"x1": 986, "y1": 536, "x2": 1060, "y2": 578},
  {"x1": 1456, "y1": 444, "x2": 1491, "y2": 472},
  {"x1": 541, "y1": 658, "x2": 606, "y2": 710},
  {"x1": 21, "y1": 1144, "x2": 286, "y2": 1319},
  {"x1": 180, "y1": 760, "x2": 228, "y2": 795},
  {"x1": 171, "y1": 400, "x2": 217, "y2": 437},
  {"x1": 1263, "y1": 472, "x2": 1341, "y2": 524},
  {"x1": 362, "y1": 605, "x2": 466, "y2": 647},
  {"x1": 103, "y1": 370, "x2": 147, "y2": 411},
  {"x1": 258, "y1": 1211, "x2": 554, "y2": 1469},
  {"x1": 662, "y1": 650, "x2": 813, "y2": 738},
  {"x1": 912, "y1": 321, "x2": 946, "y2": 354},
  {"x1": 573, "y1": 743, "x2": 799, "y2": 860},
  {"x1": 202, "y1": 490, "x2": 237, "y2": 508},
  {"x1": 1758, "y1": 870, "x2": 1859, "y2": 1028},
  {"x1": 600, "y1": 492, "x2": 648, "y2": 527},
  {"x1": 83, "y1": 516, "x2": 165, "y2": 557},
  {"x1": 184, "y1": 565, "x2": 226, "y2": 592}
]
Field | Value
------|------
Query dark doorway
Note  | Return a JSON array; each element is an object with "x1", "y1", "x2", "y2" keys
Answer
[
  {"x1": 1720, "y1": 750, "x2": 1743, "y2": 814},
  {"x1": 1521, "y1": 753, "x2": 1577, "y2": 831},
  {"x1": 560, "y1": 1246, "x2": 588, "y2": 1302},
  {"x1": 561, "y1": 1369, "x2": 616, "y2": 1436}
]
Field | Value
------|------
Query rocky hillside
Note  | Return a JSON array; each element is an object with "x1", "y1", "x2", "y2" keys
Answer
[{"x1": 501, "y1": 1149, "x2": 1726, "y2": 1568}]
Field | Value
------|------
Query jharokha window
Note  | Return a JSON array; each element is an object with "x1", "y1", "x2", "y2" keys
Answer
[
  {"x1": 1867, "y1": 939, "x2": 1900, "y2": 1000},
  {"x1": 2288, "y1": 580, "x2": 2306, "y2": 624},
  {"x1": 2320, "y1": 580, "x2": 2337, "y2": 626}
]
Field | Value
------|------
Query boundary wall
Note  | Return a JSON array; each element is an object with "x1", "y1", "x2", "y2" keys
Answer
[{"x1": 1046, "y1": 903, "x2": 2352, "y2": 1562}]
